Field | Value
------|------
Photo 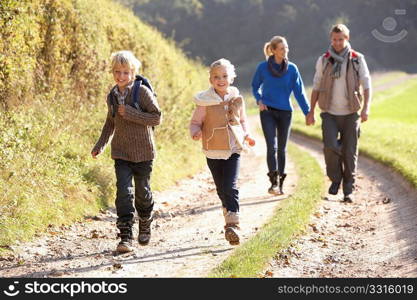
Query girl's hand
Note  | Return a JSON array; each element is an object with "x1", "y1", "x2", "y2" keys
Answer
[
  {"x1": 192, "y1": 131, "x2": 202, "y2": 140},
  {"x1": 258, "y1": 100, "x2": 268, "y2": 111},
  {"x1": 118, "y1": 104, "x2": 126, "y2": 117},
  {"x1": 245, "y1": 135, "x2": 256, "y2": 147}
]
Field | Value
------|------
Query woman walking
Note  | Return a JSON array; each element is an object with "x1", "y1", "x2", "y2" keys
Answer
[{"x1": 251, "y1": 36, "x2": 310, "y2": 195}]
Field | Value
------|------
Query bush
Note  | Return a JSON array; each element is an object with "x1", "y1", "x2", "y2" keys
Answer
[{"x1": 0, "y1": 0, "x2": 208, "y2": 247}]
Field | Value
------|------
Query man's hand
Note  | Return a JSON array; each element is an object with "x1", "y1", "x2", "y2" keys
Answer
[
  {"x1": 361, "y1": 88, "x2": 371, "y2": 123},
  {"x1": 306, "y1": 111, "x2": 315, "y2": 126},
  {"x1": 118, "y1": 104, "x2": 126, "y2": 117},
  {"x1": 258, "y1": 100, "x2": 268, "y2": 111},
  {"x1": 360, "y1": 109, "x2": 369, "y2": 123}
]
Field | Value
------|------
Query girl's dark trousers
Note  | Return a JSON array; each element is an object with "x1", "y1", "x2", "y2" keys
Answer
[{"x1": 206, "y1": 153, "x2": 240, "y2": 213}]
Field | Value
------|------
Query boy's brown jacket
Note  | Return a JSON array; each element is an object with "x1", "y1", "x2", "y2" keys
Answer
[{"x1": 92, "y1": 85, "x2": 161, "y2": 162}]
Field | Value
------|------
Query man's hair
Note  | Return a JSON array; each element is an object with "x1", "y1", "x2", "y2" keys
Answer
[
  {"x1": 110, "y1": 50, "x2": 141, "y2": 74},
  {"x1": 330, "y1": 24, "x2": 350, "y2": 38}
]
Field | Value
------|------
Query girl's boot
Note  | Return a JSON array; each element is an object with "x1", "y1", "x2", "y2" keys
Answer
[{"x1": 224, "y1": 211, "x2": 240, "y2": 245}]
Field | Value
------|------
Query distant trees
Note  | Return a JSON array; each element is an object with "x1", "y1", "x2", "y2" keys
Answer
[{"x1": 119, "y1": 0, "x2": 417, "y2": 87}]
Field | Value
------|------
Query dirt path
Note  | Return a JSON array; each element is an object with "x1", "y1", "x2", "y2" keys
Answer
[
  {"x1": 266, "y1": 134, "x2": 417, "y2": 277},
  {"x1": 2, "y1": 72, "x2": 417, "y2": 277},
  {"x1": 0, "y1": 117, "x2": 297, "y2": 278}
]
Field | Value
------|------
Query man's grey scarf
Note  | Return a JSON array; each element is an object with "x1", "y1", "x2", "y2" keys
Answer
[{"x1": 328, "y1": 42, "x2": 351, "y2": 78}]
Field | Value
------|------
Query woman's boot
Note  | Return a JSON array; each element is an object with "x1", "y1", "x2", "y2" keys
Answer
[
  {"x1": 267, "y1": 171, "x2": 280, "y2": 194},
  {"x1": 279, "y1": 173, "x2": 287, "y2": 194}
]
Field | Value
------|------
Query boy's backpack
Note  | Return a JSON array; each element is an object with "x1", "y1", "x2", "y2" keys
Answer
[
  {"x1": 109, "y1": 75, "x2": 156, "y2": 117},
  {"x1": 131, "y1": 75, "x2": 156, "y2": 110}
]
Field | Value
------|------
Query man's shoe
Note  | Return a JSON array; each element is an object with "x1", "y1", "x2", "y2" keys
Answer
[
  {"x1": 138, "y1": 215, "x2": 153, "y2": 246},
  {"x1": 343, "y1": 194, "x2": 354, "y2": 203},
  {"x1": 328, "y1": 182, "x2": 341, "y2": 195}
]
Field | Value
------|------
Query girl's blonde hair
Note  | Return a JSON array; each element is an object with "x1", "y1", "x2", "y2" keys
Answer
[
  {"x1": 263, "y1": 36, "x2": 287, "y2": 59},
  {"x1": 209, "y1": 58, "x2": 236, "y2": 80},
  {"x1": 110, "y1": 50, "x2": 141, "y2": 74}
]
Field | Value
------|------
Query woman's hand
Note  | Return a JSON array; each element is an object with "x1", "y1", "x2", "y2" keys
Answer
[{"x1": 258, "y1": 100, "x2": 268, "y2": 111}]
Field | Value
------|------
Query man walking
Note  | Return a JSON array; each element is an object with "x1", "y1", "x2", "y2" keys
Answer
[{"x1": 306, "y1": 24, "x2": 372, "y2": 203}]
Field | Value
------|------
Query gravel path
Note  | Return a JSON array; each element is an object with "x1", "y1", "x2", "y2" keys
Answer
[{"x1": 0, "y1": 117, "x2": 297, "y2": 278}]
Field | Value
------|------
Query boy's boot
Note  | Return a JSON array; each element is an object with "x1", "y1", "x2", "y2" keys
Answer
[
  {"x1": 224, "y1": 211, "x2": 240, "y2": 245},
  {"x1": 267, "y1": 171, "x2": 280, "y2": 195},
  {"x1": 138, "y1": 214, "x2": 153, "y2": 246},
  {"x1": 278, "y1": 173, "x2": 287, "y2": 195},
  {"x1": 116, "y1": 221, "x2": 134, "y2": 253}
]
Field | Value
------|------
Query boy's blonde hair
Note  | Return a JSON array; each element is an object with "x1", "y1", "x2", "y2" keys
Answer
[
  {"x1": 264, "y1": 36, "x2": 287, "y2": 59},
  {"x1": 110, "y1": 50, "x2": 141, "y2": 74},
  {"x1": 209, "y1": 58, "x2": 236, "y2": 80},
  {"x1": 330, "y1": 24, "x2": 350, "y2": 38}
]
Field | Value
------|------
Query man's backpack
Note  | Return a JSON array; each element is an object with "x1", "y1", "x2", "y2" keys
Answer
[
  {"x1": 322, "y1": 50, "x2": 360, "y2": 76},
  {"x1": 109, "y1": 75, "x2": 156, "y2": 117}
]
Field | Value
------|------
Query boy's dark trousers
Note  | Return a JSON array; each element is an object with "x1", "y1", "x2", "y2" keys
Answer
[
  {"x1": 114, "y1": 159, "x2": 154, "y2": 226},
  {"x1": 206, "y1": 153, "x2": 240, "y2": 213},
  {"x1": 320, "y1": 112, "x2": 360, "y2": 195}
]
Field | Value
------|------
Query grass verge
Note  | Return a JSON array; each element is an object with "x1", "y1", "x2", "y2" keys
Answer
[{"x1": 209, "y1": 142, "x2": 324, "y2": 277}]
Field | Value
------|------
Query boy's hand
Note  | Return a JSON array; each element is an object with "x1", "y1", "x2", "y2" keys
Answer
[
  {"x1": 91, "y1": 150, "x2": 100, "y2": 159},
  {"x1": 192, "y1": 131, "x2": 202, "y2": 140},
  {"x1": 245, "y1": 135, "x2": 256, "y2": 147},
  {"x1": 118, "y1": 104, "x2": 126, "y2": 117}
]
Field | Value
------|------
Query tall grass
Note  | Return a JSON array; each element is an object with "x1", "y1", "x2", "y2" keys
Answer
[{"x1": 0, "y1": 0, "x2": 207, "y2": 249}]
